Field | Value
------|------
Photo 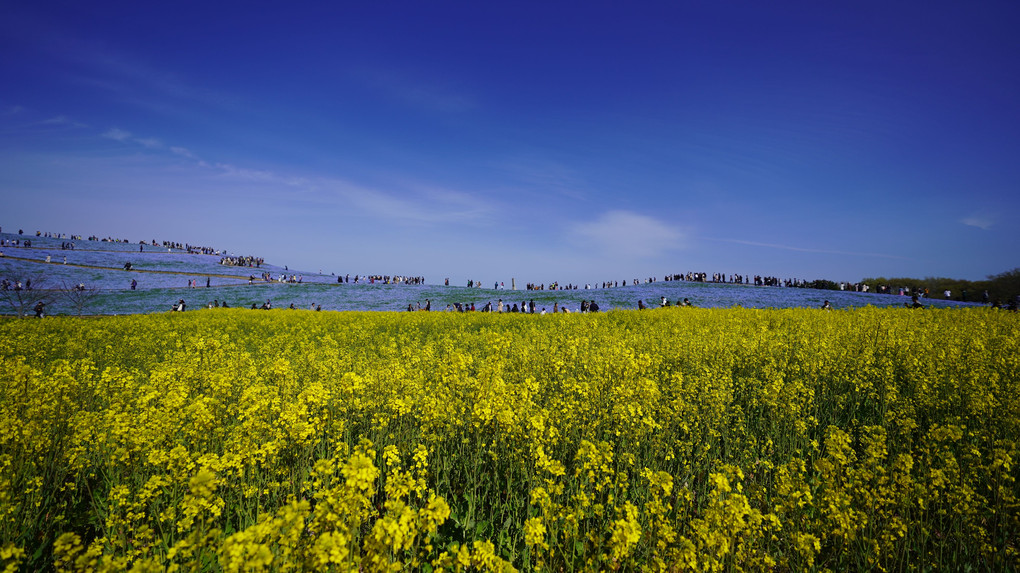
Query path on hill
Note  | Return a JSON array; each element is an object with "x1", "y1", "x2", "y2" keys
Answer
[
  {"x1": 0, "y1": 254, "x2": 253, "y2": 281},
  {"x1": 4, "y1": 245, "x2": 222, "y2": 255}
]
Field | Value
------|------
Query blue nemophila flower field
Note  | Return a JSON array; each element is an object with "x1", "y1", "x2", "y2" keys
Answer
[{"x1": 0, "y1": 231, "x2": 981, "y2": 316}]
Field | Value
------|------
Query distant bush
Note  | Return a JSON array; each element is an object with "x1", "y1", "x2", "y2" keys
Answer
[{"x1": 802, "y1": 279, "x2": 840, "y2": 290}]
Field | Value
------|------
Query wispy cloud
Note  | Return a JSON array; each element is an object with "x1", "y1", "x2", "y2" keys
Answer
[
  {"x1": 214, "y1": 163, "x2": 308, "y2": 187},
  {"x1": 64, "y1": 45, "x2": 232, "y2": 113},
  {"x1": 496, "y1": 157, "x2": 586, "y2": 199},
  {"x1": 362, "y1": 68, "x2": 475, "y2": 114},
  {"x1": 102, "y1": 127, "x2": 132, "y2": 141},
  {"x1": 961, "y1": 213, "x2": 993, "y2": 230},
  {"x1": 306, "y1": 177, "x2": 495, "y2": 224},
  {"x1": 568, "y1": 210, "x2": 688, "y2": 258},
  {"x1": 76, "y1": 119, "x2": 492, "y2": 227},
  {"x1": 101, "y1": 128, "x2": 164, "y2": 151},
  {"x1": 10, "y1": 19, "x2": 236, "y2": 118},
  {"x1": 211, "y1": 161, "x2": 492, "y2": 225},
  {"x1": 41, "y1": 114, "x2": 87, "y2": 126},
  {"x1": 0, "y1": 110, "x2": 87, "y2": 129},
  {"x1": 708, "y1": 238, "x2": 907, "y2": 259},
  {"x1": 3, "y1": 6, "x2": 233, "y2": 116}
]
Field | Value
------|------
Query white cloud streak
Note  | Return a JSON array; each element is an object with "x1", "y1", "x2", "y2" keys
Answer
[
  {"x1": 60, "y1": 43, "x2": 233, "y2": 114},
  {"x1": 210, "y1": 161, "x2": 493, "y2": 225},
  {"x1": 709, "y1": 238, "x2": 907, "y2": 259},
  {"x1": 567, "y1": 210, "x2": 688, "y2": 258},
  {"x1": 102, "y1": 127, "x2": 132, "y2": 141},
  {"x1": 134, "y1": 137, "x2": 162, "y2": 148},
  {"x1": 496, "y1": 157, "x2": 586, "y2": 200},
  {"x1": 22, "y1": 113, "x2": 87, "y2": 128},
  {"x1": 961, "y1": 214, "x2": 993, "y2": 230},
  {"x1": 52, "y1": 120, "x2": 495, "y2": 229},
  {"x1": 213, "y1": 163, "x2": 308, "y2": 187}
]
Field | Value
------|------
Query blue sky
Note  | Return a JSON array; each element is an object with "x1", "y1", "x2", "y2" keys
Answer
[{"x1": 2, "y1": 1, "x2": 1018, "y2": 284}]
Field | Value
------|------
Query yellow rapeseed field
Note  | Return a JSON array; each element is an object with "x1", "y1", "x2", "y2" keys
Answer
[{"x1": 1, "y1": 307, "x2": 1017, "y2": 571}]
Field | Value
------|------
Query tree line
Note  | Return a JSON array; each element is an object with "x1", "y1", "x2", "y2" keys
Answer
[{"x1": 860, "y1": 268, "x2": 1020, "y2": 304}]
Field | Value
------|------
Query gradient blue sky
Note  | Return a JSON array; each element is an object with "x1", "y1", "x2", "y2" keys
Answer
[{"x1": 2, "y1": 1, "x2": 1018, "y2": 284}]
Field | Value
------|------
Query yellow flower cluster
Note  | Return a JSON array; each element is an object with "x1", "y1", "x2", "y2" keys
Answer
[{"x1": 0, "y1": 307, "x2": 1018, "y2": 571}]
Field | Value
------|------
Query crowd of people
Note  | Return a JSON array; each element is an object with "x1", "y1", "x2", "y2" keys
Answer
[
  {"x1": 518, "y1": 274, "x2": 834, "y2": 290},
  {"x1": 220, "y1": 255, "x2": 264, "y2": 268},
  {"x1": 168, "y1": 298, "x2": 333, "y2": 312},
  {"x1": 248, "y1": 273, "x2": 303, "y2": 284},
  {"x1": 3, "y1": 227, "x2": 240, "y2": 258},
  {"x1": 0, "y1": 238, "x2": 33, "y2": 248},
  {"x1": 35, "y1": 231, "x2": 80, "y2": 240},
  {"x1": 184, "y1": 278, "x2": 217, "y2": 288},
  {"x1": 142, "y1": 239, "x2": 222, "y2": 255},
  {"x1": 408, "y1": 298, "x2": 604, "y2": 314},
  {"x1": 366, "y1": 275, "x2": 425, "y2": 285},
  {"x1": 660, "y1": 272, "x2": 874, "y2": 291},
  {"x1": 638, "y1": 297, "x2": 694, "y2": 309},
  {"x1": 873, "y1": 284, "x2": 993, "y2": 304},
  {"x1": 525, "y1": 282, "x2": 589, "y2": 290},
  {"x1": 875, "y1": 285, "x2": 956, "y2": 298},
  {"x1": 1, "y1": 279, "x2": 33, "y2": 291}
]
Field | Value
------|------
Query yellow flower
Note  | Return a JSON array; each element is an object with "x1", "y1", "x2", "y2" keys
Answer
[{"x1": 524, "y1": 517, "x2": 547, "y2": 549}]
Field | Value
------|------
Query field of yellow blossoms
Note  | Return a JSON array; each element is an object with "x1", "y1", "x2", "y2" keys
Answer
[{"x1": 1, "y1": 307, "x2": 1018, "y2": 571}]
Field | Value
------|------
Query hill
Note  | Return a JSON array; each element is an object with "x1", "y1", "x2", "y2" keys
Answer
[{"x1": 0, "y1": 229, "x2": 1000, "y2": 316}]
